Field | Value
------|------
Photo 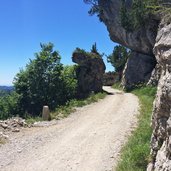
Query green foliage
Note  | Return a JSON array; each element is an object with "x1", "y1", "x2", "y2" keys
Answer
[
  {"x1": 0, "y1": 90, "x2": 10, "y2": 97},
  {"x1": 120, "y1": 0, "x2": 160, "y2": 31},
  {"x1": 107, "y1": 45, "x2": 129, "y2": 75},
  {"x1": 74, "y1": 46, "x2": 102, "y2": 59},
  {"x1": 91, "y1": 42, "x2": 99, "y2": 55},
  {"x1": 14, "y1": 43, "x2": 77, "y2": 117},
  {"x1": 0, "y1": 87, "x2": 14, "y2": 97},
  {"x1": 116, "y1": 86, "x2": 157, "y2": 171},
  {"x1": 61, "y1": 65, "x2": 78, "y2": 101},
  {"x1": 83, "y1": 0, "x2": 100, "y2": 16},
  {"x1": 112, "y1": 82, "x2": 123, "y2": 91},
  {"x1": 0, "y1": 92, "x2": 20, "y2": 120},
  {"x1": 26, "y1": 116, "x2": 43, "y2": 124}
]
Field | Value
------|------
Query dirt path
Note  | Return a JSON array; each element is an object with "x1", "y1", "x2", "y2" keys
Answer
[{"x1": 0, "y1": 86, "x2": 139, "y2": 171}]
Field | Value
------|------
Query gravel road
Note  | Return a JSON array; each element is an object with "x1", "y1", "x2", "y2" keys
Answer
[{"x1": 0, "y1": 86, "x2": 139, "y2": 171}]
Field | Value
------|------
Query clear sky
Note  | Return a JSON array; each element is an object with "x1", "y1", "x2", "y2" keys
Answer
[{"x1": 0, "y1": 0, "x2": 116, "y2": 86}]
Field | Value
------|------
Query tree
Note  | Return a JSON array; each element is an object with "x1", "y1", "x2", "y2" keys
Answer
[
  {"x1": 61, "y1": 65, "x2": 78, "y2": 102},
  {"x1": 83, "y1": 0, "x2": 99, "y2": 16},
  {"x1": 90, "y1": 42, "x2": 100, "y2": 55},
  {"x1": 14, "y1": 43, "x2": 65, "y2": 116},
  {"x1": 107, "y1": 45, "x2": 130, "y2": 80}
]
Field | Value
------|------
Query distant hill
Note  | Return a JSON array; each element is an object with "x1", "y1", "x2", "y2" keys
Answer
[
  {"x1": 0, "y1": 86, "x2": 14, "y2": 91},
  {"x1": 0, "y1": 86, "x2": 14, "y2": 97}
]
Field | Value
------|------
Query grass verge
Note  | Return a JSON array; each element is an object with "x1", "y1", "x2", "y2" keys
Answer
[
  {"x1": 26, "y1": 92, "x2": 107, "y2": 123},
  {"x1": 116, "y1": 86, "x2": 157, "y2": 171},
  {"x1": 26, "y1": 116, "x2": 43, "y2": 124},
  {"x1": 112, "y1": 82, "x2": 123, "y2": 90},
  {"x1": 51, "y1": 92, "x2": 106, "y2": 119}
]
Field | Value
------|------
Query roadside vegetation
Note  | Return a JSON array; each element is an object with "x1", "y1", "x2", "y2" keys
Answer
[
  {"x1": 0, "y1": 42, "x2": 106, "y2": 123},
  {"x1": 26, "y1": 92, "x2": 106, "y2": 124},
  {"x1": 113, "y1": 83, "x2": 157, "y2": 171},
  {"x1": 107, "y1": 45, "x2": 130, "y2": 81},
  {"x1": 112, "y1": 82, "x2": 123, "y2": 91},
  {"x1": 51, "y1": 92, "x2": 106, "y2": 119}
]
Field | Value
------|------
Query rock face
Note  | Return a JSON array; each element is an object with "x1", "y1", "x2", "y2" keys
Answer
[
  {"x1": 97, "y1": 0, "x2": 171, "y2": 170},
  {"x1": 147, "y1": 64, "x2": 162, "y2": 86},
  {"x1": 122, "y1": 52, "x2": 156, "y2": 90},
  {"x1": 72, "y1": 51, "x2": 105, "y2": 98},
  {"x1": 98, "y1": 0, "x2": 158, "y2": 89},
  {"x1": 147, "y1": 21, "x2": 171, "y2": 171},
  {"x1": 98, "y1": 0, "x2": 159, "y2": 55}
]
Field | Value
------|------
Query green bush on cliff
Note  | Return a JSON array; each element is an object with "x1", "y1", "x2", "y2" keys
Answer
[
  {"x1": 120, "y1": 0, "x2": 161, "y2": 31},
  {"x1": 74, "y1": 44, "x2": 102, "y2": 59},
  {"x1": 83, "y1": 0, "x2": 100, "y2": 16}
]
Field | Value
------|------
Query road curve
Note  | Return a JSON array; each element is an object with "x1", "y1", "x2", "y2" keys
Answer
[{"x1": 0, "y1": 86, "x2": 139, "y2": 171}]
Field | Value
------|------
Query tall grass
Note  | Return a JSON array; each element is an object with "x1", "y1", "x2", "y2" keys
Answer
[{"x1": 116, "y1": 86, "x2": 157, "y2": 171}]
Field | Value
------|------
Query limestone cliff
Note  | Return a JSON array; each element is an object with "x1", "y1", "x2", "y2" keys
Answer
[
  {"x1": 96, "y1": 0, "x2": 171, "y2": 170},
  {"x1": 147, "y1": 19, "x2": 171, "y2": 171},
  {"x1": 122, "y1": 51, "x2": 156, "y2": 90},
  {"x1": 98, "y1": 0, "x2": 157, "y2": 89},
  {"x1": 98, "y1": 0, "x2": 158, "y2": 55}
]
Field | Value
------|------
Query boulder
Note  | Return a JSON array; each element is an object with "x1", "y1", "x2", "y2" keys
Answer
[
  {"x1": 72, "y1": 51, "x2": 105, "y2": 98},
  {"x1": 122, "y1": 52, "x2": 156, "y2": 90}
]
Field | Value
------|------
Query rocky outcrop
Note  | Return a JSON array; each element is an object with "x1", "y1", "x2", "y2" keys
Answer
[
  {"x1": 72, "y1": 51, "x2": 105, "y2": 98},
  {"x1": 98, "y1": 0, "x2": 159, "y2": 55},
  {"x1": 98, "y1": 0, "x2": 158, "y2": 89},
  {"x1": 147, "y1": 21, "x2": 171, "y2": 171},
  {"x1": 122, "y1": 52, "x2": 156, "y2": 90}
]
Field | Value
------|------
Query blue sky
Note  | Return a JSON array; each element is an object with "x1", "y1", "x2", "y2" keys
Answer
[{"x1": 0, "y1": 0, "x2": 116, "y2": 85}]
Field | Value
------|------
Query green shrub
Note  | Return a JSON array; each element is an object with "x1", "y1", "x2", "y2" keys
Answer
[
  {"x1": 108, "y1": 45, "x2": 130, "y2": 80},
  {"x1": 120, "y1": 0, "x2": 161, "y2": 31},
  {"x1": 61, "y1": 65, "x2": 78, "y2": 101},
  {"x1": 13, "y1": 43, "x2": 78, "y2": 117},
  {"x1": 73, "y1": 47, "x2": 100, "y2": 59},
  {"x1": 0, "y1": 92, "x2": 20, "y2": 120}
]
